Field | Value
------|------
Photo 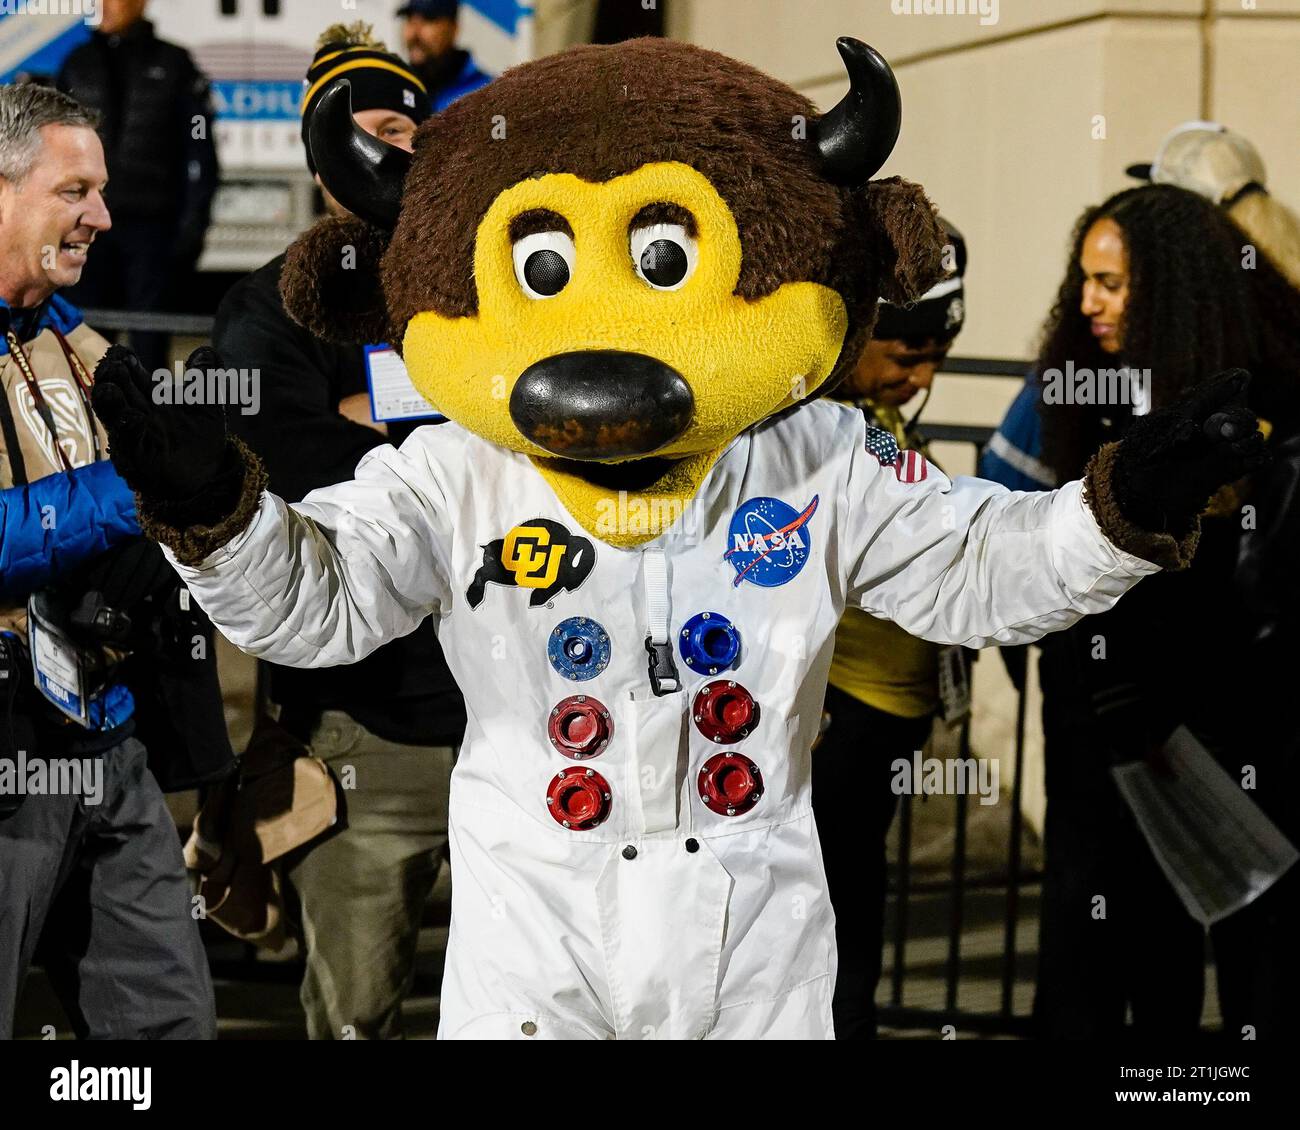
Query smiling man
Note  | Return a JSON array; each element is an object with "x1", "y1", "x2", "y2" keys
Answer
[
  {"x1": 0, "y1": 99, "x2": 107, "y2": 296},
  {"x1": 0, "y1": 82, "x2": 215, "y2": 1041}
]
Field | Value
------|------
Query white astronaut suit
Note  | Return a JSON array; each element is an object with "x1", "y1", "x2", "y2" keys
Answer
[{"x1": 167, "y1": 397, "x2": 1159, "y2": 1040}]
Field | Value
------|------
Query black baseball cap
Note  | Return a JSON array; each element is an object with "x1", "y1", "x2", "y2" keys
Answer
[
  {"x1": 396, "y1": 0, "x2": 459, "y2": 17},
  {"x1": 874, "y1": 217, "x2": 967, "y2": 344}
]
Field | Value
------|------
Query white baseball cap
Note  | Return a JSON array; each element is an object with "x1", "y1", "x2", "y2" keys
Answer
[{"x1": 1126, "y1": 121, "x2": 1267, "y2": 206}]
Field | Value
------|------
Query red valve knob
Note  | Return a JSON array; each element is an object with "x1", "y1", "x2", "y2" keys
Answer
[
  {"x1": 548, "y1": 695, "x2": 612, "y2": 759},
  {"x1": 546, "y1": 766, "x2": 612, "y2": 830},
  {"x1": 692, "y1": 680, "x2": 759, "y2": 744},
  {"x1": 698, "y1": 753, "x2": 764, "y2": 817}
]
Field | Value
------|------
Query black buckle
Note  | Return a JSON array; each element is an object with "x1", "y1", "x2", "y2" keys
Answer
[{"x1": 645, "y1": 637, "x2": 681, "y2": 697}]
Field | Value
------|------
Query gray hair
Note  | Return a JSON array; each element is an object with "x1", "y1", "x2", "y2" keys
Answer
[{"x1": 0, "y1": 83, "x2": 100, "y2": 186}]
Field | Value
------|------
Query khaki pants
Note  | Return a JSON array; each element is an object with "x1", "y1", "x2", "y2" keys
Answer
[{"x1": 287, "y1": 710, "x2": 452, "y2": 1039}]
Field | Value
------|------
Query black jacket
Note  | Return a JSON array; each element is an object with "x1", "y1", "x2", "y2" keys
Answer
[
  {"x1": 1039, "y1": 411, "x2": 1300, "y2": 828},
  {"x1": 215, "y1": 255, "x2": 467, "y2": 747},
  {"x1": 57, "y1": 20, "x2": 219, "y2": 262}
]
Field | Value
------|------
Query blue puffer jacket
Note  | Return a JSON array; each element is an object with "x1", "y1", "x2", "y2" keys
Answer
[
  {"x1": 1, "y1": 295, "x2": 142, "y2": 732},
  {"x1": 978, "y1": 373, "x2": 1057, "y2": 492},
  {"x1": 0, "y1": 460, "x2": 140, "y2": 604},
  {"x1": 430, "y1": 49, "x2": 493, "y2": 110}
]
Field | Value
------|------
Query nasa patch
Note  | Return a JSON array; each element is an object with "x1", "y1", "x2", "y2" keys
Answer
[{"x1": 724, "y1": 495, "x2": 819, "y2": 588}]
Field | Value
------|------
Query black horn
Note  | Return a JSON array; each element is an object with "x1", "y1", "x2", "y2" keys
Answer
[
  {"x1": 813, "y1": 38, "x2": 902, "y2": 187},
  {"x1": 308, "y1": 79, "x2": 412, "y2": 229}
]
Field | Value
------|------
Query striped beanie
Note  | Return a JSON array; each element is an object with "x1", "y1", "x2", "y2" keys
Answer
[{"x1": 301, "y1": 22, "x2": 431, "y2": 173}]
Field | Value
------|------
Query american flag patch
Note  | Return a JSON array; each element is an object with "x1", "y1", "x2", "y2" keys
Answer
[
  {"x1": 864, "y1": 425, "x2": 927, "y2": 483},
  {"x1": 864, "y1": 425, "x2": 900, "y2": 466},
  {"x1": 893, "y1": 448, "x2": 928, "y2": 483}
]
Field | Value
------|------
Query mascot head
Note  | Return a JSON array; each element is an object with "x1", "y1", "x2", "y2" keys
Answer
[{"x1": 282, "y1": 37, "x2": 947, "y2": 544}]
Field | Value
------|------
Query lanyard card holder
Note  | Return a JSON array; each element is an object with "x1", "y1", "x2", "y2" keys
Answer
[
  {"x1": 27, "y1": 590, "x2": 90, "y2": 727},
  {"x1": 365, "y1": 345, "x2": 444, "y2": 424},
  {"x1": 937, "y1": 644, "x2": 971, "y2": 725}
]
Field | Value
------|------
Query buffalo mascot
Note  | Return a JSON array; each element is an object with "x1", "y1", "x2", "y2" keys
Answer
[{"x1": 92, "y1": 38, "x2": 1264, "y2": 1039}]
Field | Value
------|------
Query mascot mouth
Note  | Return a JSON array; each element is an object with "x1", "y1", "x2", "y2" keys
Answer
[
  {"x1": 509, "y1": 350, "x2": 694, "y2": 459},
  {"x1": 543, "y1": 454, "x2": 679, "y2": 492}
]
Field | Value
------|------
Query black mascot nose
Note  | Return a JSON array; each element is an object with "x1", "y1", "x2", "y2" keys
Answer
[{"x1": 509, "y1": 351, "x2": 694, "y2": 459}]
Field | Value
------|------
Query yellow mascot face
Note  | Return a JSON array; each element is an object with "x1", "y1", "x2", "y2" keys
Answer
[{"x1": 403, "y1": 162, "x2": 848, "y2": 471}]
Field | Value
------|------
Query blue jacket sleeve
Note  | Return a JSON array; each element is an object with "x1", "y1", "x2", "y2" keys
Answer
[
  {"x1": 0, "y1": 461, "x2": 141, "y2": 603},
  {"x1": 978, "y1": 374, "x2": 1057, "y2": 493}
]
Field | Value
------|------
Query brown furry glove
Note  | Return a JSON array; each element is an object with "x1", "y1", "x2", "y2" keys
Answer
[
  {"x1": 93, "y1": 345, "x2": 266, "y2": 564},
  {"x1": 1112, "y1": 370, "x2": 1268, "y2": 534},
  {"x1": 1085, "y1": 369, "x2": 1269, "y2": 569}
]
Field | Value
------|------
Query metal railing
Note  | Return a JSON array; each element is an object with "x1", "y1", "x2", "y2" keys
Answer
[
  {"x1": 82, "y1": 308, "x2": 216, "y2": 338},
  {"x1": 877, "y1": 357, "x2": 1040, "y2": 1036}
]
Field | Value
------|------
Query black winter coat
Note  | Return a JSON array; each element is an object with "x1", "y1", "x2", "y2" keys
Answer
[
  {"x1": 57, "y1": 20, "x2": 219, "y2": 262},
  {"x1": 214, "y1": 254, "x2": 467, "y2": 748}
]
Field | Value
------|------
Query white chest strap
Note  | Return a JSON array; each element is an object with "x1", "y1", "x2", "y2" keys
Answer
[{"x1": 642, "y1": 547, "x2": 680, "y2": 696}]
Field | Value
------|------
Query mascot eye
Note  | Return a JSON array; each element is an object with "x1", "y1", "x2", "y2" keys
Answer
[
  {"x1": 631, "y1": 224, "x2": 697, "y2": 291},
  {"x1": 512, "y1": 230, "x2": 575, "y2": 299}
]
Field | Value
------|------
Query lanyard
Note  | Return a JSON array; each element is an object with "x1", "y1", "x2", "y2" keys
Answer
[{"x1": 4, "y1": 326, "x2": 102, "y2": 471}]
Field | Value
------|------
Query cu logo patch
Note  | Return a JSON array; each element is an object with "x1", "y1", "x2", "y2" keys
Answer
[
  {"x1": 466, "y1": 518, "x2": 595, "y2": 609},
  {"x1": 724, "y1": 495, "x2": 819, "y2": 588}
]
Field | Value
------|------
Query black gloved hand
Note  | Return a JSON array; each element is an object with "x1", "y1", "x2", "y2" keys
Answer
[
  {"x1": 70, "y1": 537, "x2": 177, "y2": 610},
  {"x1": 92, "y1": 344, "x2": 245, "y2": 526},
  {"x1": 1111, "y1": 369, "x2": 1269, "y2": 535},
  {"x1": 62, "y1": 539, "x2": 176, "y2": 650}
]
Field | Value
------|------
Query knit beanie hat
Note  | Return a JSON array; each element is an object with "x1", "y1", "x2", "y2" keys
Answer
[{"x1": 301, "y1": 22, "x2": 431, "y2": 174}]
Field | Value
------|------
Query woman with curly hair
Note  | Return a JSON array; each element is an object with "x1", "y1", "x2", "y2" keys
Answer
[{"x1": 1024, "y1": 184, "x2": 1300, "y2": 1039}]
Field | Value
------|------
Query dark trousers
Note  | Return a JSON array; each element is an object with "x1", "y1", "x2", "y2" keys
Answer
[
  {"x1": 0, "y1": 736, "x2": 216, "y2": 1039},
  {"x1": 66, "y1": 218, "x2": 177, "y2": 374},
  {"x1": 813, "y1": 683, "x2": 934, "y2": 1040},
  {"x1": 1034, "y1": 646, "x2": 1205, "y2": 1039}
]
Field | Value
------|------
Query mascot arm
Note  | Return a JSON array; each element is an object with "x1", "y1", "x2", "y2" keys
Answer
[
  {"x1": 162, "y1": 439, "x2": 454, "y2": 669},
  {"x1": 843, "y1": 369, "x2": 1267, "y2": 647},
  {"x1": 842, "y1": 435, "x2": 1160, "y2": 649}
]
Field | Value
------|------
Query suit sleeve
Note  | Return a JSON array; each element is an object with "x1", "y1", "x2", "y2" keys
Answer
[
  {"x1": 162, "y1": 437, "x2": 453, "y2": 669},
  {"x1": 840, "y1": 410, "x2": 1159, "y2": 648},
  {"x1": 0, "y1": 461, "x2": 140, "y2": 603}
]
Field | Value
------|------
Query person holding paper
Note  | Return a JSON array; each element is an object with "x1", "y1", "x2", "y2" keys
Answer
[
  {"x1": 209, "y1": 23, "x2": 471, "y2": 1040},
  {"x1": 1017, "y1": 184, "x2": 1300, "y2": 1040}
]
